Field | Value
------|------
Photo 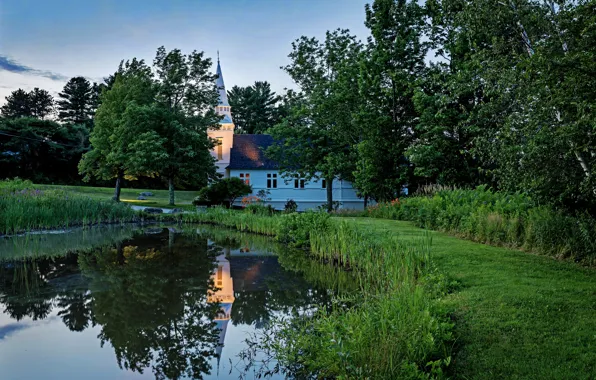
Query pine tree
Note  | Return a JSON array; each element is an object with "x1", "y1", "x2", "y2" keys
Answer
[
  {"x1": 57, "y1": 77, "x2": 94, "y2": 125},
  {"x1": 1, "y1": 89, "x2": 31, "y2": 118}
]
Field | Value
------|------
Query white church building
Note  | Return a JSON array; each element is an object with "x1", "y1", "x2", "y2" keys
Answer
[{"x1": 207, "y1": 59, "x2": 366, "y2": 211}]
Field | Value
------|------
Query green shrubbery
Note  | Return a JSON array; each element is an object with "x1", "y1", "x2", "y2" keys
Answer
[
  {"x1": 368, "y1": 186, "x2": 596, "y2": 265},
  {"x1": 0, "y1": 179, "x2": 136, "y2": 235}
]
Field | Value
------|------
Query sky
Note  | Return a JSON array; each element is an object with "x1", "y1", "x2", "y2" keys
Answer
[{"x1": 0, "y1": 0, "x2": 371, "y2": 105}]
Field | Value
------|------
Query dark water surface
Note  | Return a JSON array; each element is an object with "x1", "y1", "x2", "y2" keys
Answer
[{"x1": 0, "y1": 225, "x2": 351, "y2": 379}]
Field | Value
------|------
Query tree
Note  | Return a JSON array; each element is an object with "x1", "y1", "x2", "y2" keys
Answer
[
  {"x1": 267, "y1": 30, "x2": 363, "y2": 212},
  {"x1": 352, "y1": 0, "x2": 428, "y2": 201},
  {"x1": 228, "y1": 81, "x2": 281, "y2": 134},
  {"x1": 0, "y1": 117, "x2": 88, "y2": 183},
  {"x1": 128, "y1": 46, "x2": 220, "y2": 205},
  {"x1": 29, "y1": 88, "x2": 54, "y2": 119},
  {"x1": 79, "y1": 58, "x2": 156, "y2": 201},
  {"x1": 1, "y1": 89, "x2": 31, "y2": 118},
  {"x1": 57, "y1": 76, "x2": 95, "y2": 125}
]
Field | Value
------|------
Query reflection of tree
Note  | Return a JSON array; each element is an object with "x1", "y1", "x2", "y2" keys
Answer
[
  {"x1": 79, "y1": 231, "x2": 222, "y2": 379},
  {"x1": 0, "y1": 254, "x2": 82, "y2": 322}
]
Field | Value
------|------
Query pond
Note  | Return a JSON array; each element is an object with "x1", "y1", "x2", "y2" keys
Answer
[{"x1": 0, "y1": 225, "x2": 354, "y2": 379}]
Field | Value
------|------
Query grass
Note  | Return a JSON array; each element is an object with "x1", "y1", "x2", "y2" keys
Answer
[
  {"x1": 38, "y1": 184, "x2": 200, "y2": 210},
  {"x1": 349, "y1": 218, "x2": 596, "y2": 379},
  {"x1": 366, "y1": 186, "x2": 596, "y2": 265},
  {"x1": 175, "y1": 209, "x2": 452, "y2": 378},
  {"x1": 0, "y1": 182, "x2": 137, "y2": 235}
]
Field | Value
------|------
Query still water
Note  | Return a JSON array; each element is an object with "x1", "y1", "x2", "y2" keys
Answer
[{"x1": 0, "y1": 225, "x2": 351, "y2": 379}]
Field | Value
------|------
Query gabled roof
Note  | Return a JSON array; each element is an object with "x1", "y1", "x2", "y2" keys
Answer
[
  {"x1": 216, "y1": 60, "x2": 229, "y2": 106},
  {"x1": 228, "y1": 134, "x2": 279, "y2": 170}
]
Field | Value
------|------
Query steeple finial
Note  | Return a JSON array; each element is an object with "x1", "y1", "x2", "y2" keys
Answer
[{"x1": 217, "y1": 50, "x2": 220, "y2": 63}]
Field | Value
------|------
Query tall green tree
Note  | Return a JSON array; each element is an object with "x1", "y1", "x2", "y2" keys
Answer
[
  {"x1": 228, "y1": 81, "x2": 281, "y2": 134},
  {"x1": 352, "y1": 0, "x2": 428, "y2": 201},
  {"x1": 124, "y1": 46, "x2": 220, "y2": 205},
  {"x1": 267, "y1": 30, "x2": 362, "y2": 211},
  {"x1": 79, "y1": 59, "x2": 155, "y2": 201},
  {"x1": 57, "y1": 76, "x2": 95, "y2": 125}
]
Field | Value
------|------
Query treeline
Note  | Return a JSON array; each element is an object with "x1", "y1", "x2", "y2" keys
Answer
[
  {"x1": 0, "y1": 77, "x2": 101, "y2": 184},
  {"x1": 265, "y1": 0, "x2": 596, "y2": 212},
  {"x1": 0, "y1": 49, "x2": 219, "y2": 197}
]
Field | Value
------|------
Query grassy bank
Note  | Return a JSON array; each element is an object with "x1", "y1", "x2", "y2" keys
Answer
[
  {"x1": 160, "y1": 208, "x2": 452, "y2": 378},
  {"x1": 367, "y1": 186, "x2": 596, "y2": 266},
  {"x1": 38, "y1": 184, "x2": 199, "y2": 210},
  {"x1": 0, "y1": 180, "x2": 137, "y2": 235},
  {"x1": 352, "y1": 218, "x2": 596, "y2": 379}
]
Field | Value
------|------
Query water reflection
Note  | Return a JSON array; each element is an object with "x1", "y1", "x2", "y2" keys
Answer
[{"x1": 0, "y1": 225, "x2": 354, "y2": 379}]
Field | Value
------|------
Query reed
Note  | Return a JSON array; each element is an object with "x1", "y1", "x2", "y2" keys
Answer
[
  {"x1": 0, "y1": 180, "x2": 137, "y2": 235},
  {"x1": 368, "y1": 186, "x2": 596, "y2": 265},
  {"x1": 183, "y1": 208, "x2": 452, "y2": 378}
]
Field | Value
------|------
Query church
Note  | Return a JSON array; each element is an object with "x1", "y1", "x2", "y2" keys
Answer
[{"x1": 207, "y1": 59, "x2": 366, "y2": 211}]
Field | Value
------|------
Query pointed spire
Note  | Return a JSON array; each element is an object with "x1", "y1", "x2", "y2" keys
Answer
[{"x1": 216, "y1": 55, "x2": 229, "y2": 106}]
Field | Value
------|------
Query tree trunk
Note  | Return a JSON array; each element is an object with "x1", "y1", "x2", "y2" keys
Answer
[
  {"x1": 364, "y1": 195, "x2": 368, "y2": 209},
  {"x1": 113, "y1": 170, "x2": 124, "y2": 202},
  {"x1": 168, "y1": 176, "x2": 175, "y2": 206},
  {"x1": 326, "y1": 177, "x2": 333, "y2": 213}
]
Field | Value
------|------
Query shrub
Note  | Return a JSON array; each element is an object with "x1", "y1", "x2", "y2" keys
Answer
[
  {"x1": 284, "y1": 199, "x2": 298, "y2": 213},
  {"x1": 197, "y1": 178, "x2": 252, "y2": 208}
]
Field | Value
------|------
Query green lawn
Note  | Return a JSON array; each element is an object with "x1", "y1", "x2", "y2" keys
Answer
[
  {"x1": 38, "y1": 184, "x2": 199, "y2": 210},
  {"x1": 349, "y1": 218, "x2": 596, "y2": 379}
]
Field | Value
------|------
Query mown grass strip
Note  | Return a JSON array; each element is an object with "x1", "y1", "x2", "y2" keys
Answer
[{"x1": 350, "y1": 218, "x2": 596, "y2": 379}]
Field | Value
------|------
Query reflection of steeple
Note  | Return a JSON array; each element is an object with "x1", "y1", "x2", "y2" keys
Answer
[{"x1": 208, "y1": 253, "x2": 235, "y2": 372}]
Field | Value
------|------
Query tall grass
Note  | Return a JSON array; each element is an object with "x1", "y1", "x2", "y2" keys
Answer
[
  {"x1": 184, "y1": 208, "x2": 453, "y2": 378},
  {"x1": 368, "y1": 185, "x2": 596, "y2": 265},
  {"x1": 0, "y1": 179, "x2": 137, "y2": 235},
  {"x1": 179, "y1": 207, "x2": 281, "y2": 236}
]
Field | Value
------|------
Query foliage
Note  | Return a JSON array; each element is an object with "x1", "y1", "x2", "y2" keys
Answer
[
  {"x1": 0, "y1": 88, "x2": 54, "y2": 119},
  {"x1": 276, "y1": 211, "x2": 330, "y2": 248},
  {"x1": 0, "y1": 117, "x2": 89, "y2": 184},
  {"x1": 244, "y1": 203, "x2": 275, "y2": 216},
  {"x1": 129, "y1": 46, "x2": 220, "y2": 205},
  {"x1": 57, "y1": 76, "x2": 96, "y2": 126},
  {"x1": 78, "y1": 58, "x2": 155, "y2": 201},
  {"x1": 228, "y1": 81, "x2": 282, "y2": 134},
  {"x1": 0, "y1": 179, "x2": 136, "y2": 235},
  {"x1": 369, "y1": 186, "x2": 596, "y2": 265},
  {"x1": 283, "y1": 199, "x2": 298, "y2": 213},
  {"x1": 267, "y1": 29, "x2": 362, "y2": 211},
  {"x1": 197, "y1": 177, "x2": 252, "y2": 207}
]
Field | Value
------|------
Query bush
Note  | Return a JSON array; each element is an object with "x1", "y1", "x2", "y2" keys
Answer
[
  {"x1": 197, "y1": 178, "x2": 252, "y2": 208},
  {"x1": 284, "y1": 199, "x2": 298, "y2": 213}
]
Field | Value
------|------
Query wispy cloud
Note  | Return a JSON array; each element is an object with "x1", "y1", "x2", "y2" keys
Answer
[{"x1": 0, "y1": 55, "x2": 69, "y2": 81}]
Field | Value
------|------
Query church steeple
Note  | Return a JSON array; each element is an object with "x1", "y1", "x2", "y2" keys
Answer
[{"x1": 216, "y1": 54, "x2": 230, "y2": 107}]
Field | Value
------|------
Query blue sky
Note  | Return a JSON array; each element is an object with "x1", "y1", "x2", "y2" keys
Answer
[{"x1": 0, "y1": 0, "x2": 370, "y2": 104}]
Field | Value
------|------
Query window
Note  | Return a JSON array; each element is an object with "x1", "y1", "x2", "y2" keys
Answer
[
  {"x1": 322, "y1": 179, "x2": 326, "y2": 189},
  {"x1": 217, "y1": 266, "x2": 223, "y2": 286},
  {"x1": 267, "y1": 173, "x2": 278, "y2": 189},
  {"x1": 294, "y1": 178, "x2": 305, "y2": 189},
  {"x1": 239, "y1": 173, "x2": 250, "y2": 185},
  {"x1": 216, "y1": 137, "x2": 223, "y2": 160}
]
